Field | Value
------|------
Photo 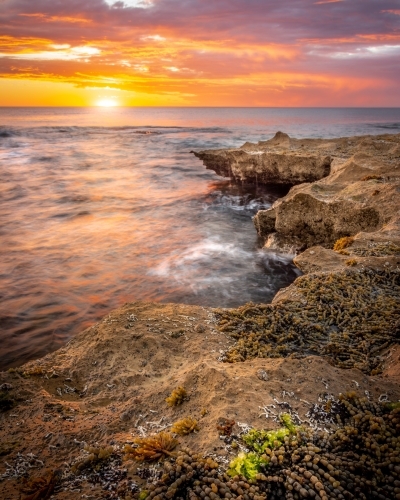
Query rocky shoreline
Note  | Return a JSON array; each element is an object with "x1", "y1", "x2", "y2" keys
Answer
[
  {"x1": 0, "y1": 132, "x2": 399, "y2": 500},
  {"x1": 195, "y1": 131, "x2": 400, "y2": 259}
]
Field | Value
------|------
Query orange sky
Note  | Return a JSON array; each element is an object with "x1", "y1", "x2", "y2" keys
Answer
[{"x1": 0, "y1": 0, "x2": 399, "y2": 106}]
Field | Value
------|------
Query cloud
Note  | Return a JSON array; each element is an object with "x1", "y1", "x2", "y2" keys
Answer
[
  {"x1": 314, "y1": 0, "x2": 343, "y2": 4},
  {"x1": 141, "y1": 35, "x2": 166, "y2": 42},
  {"x1": 381, "y1": 9, "x2": 400, "y2": 16},
  {"x1": 105, "y1": 0, "x2": 153, "y2": 8},
  {"x1": 0, "y1": 44, "x2": 101, "y2": 61},
  {"x1": 0, "y1": 0, "x2": 399, "y2": 105},
  {"x1": 19, "y1": 13, "x2": 91, "y2": 23},
  {"x1": 328, "y1": 44, "x2": 400, "y2": 59},
  {"x1": 133, "y1": 63, "x2": 149, "y2": 72}
]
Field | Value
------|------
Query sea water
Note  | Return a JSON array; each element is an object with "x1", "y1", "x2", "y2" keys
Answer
[{"x1": 1, "y1": 107, "x2": 399, "y2": 369}]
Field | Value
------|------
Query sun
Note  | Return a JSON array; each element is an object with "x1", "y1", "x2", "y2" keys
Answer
[{"x1": 96, "y1": 98, "x2": 119, "y2": 107}]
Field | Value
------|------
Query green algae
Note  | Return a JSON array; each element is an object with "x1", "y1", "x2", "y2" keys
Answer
[
  {"x1": 242, "y1": 413, "x2": 297, "y2": 453},
  {"x1": 227, "y1": 452, "x2": 268, "y2": 481}
]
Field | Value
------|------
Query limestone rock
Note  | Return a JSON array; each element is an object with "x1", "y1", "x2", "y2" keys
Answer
[
  {"x1": 256, "y1": 192, "x2": 381, "y2": 249},
  {"x1": 252, "y1": 133, "x2": 400, "y2": 252},
  {"x1": 293, "y1": 245, "x2": 400, "y2": 274},
  {"x1": 253, "y1": 208, "x2": 276, "y2": 237},
  {"x1": 192, "y1": 131, "x2": 332, "y2": 185}
]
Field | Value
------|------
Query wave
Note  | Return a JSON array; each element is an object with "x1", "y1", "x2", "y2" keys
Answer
[
  {"x1": 149, "y1": 239, "x2": 254, "y2": 280},
  {"x1": 0, "y1": 127, "x2": 17, "y2": 138},
  {"x1": 371, "y1": 123, "x2": 400, "y2": 130},
  {"x1": 50, "y1": 210, "x2": 92, "y2": 220},
  {"x1": 0, "y1": 125, "x2": 232, "y2": 137},
  {"x1": 35, "y1": 156, "x2": 55, "y2": 162},
  {"x1": 76, "y1": 125, "x2": 230, "y2": 133},
  {"x1": 207, "y1": 194, "x2": 270, "y2": 213}
]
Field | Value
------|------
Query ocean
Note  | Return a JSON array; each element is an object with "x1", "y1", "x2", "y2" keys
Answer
[{"x1": 1, "y1": 107, "x2": 399, "y2": 369}]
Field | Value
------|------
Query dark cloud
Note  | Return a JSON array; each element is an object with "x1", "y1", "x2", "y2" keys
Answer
[{"x1": 1, "y1": 0, "x2": 399, "y2": 42}]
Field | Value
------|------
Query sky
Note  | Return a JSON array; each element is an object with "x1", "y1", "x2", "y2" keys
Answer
[{"x1": 0, "y1": 0, "x2": 399, "y2": 106}]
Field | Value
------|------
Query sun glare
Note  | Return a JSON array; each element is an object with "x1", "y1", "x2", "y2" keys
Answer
[{"x1": 96, "y1": 98, "x2": 118, "y2": 107}]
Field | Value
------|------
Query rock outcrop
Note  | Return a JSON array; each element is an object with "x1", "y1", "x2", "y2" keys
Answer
[
  {"x1": 253, "y1": 133, "x2": 400, "y2": 253},
  {"x1": 192, "y1": 131, "x2": 332, "y2": 185},
  {"x1": 194, "y1": 130, "x2": 400, "y2": 255},
  {"x1": 255, "y1": 192, "x2": 381, "y2": 250},
  {"x1": 292, "y1": 218, "x2": 400, "y2": 274}
]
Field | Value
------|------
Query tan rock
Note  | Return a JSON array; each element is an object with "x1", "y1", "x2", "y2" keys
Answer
[
  {"x1": 293, "y1": 245, "x2": 400, "y2": 274},
  {"x1": 253, "y1": 133, "x2": 400, "y2": 253},
  {"x1": 2, "y1": 301, "x2": 399, "y2": 500},
  {"x1": 257, "y1": 192, "x2": 381, "y2": 249},
  {"x1": 192, "y1": 131, "x2": 332, "y2": 185}
]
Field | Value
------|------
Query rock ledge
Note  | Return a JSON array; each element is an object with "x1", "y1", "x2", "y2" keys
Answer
[{"x1": 192, "y1": 131, "x2": 332, "y2": 185}]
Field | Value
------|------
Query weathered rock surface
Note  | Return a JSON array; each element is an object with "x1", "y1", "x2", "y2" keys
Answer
[
  {"x1": 253, "y1": 133, "x2": 400, "y2": 254},
  {"x1": 192, "y1": 131, "x2": 332, "y2": 185},
  {"x1": 293, "y1": 218, "x2": 400, "y2": 274},
  {"x1": 293, "y1": 243, "x2": 400, "y2": 274},
  {"x1": 2, "y1": 301, "x2": 400, "y2": 499},
  {"x1": 257, "y1": 192, "x2": 381, "y2": 250}
]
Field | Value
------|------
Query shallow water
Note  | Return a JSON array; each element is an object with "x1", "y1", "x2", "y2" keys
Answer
[{"x1": 1, "y1": 107, "x2": 400, "y2": 369}]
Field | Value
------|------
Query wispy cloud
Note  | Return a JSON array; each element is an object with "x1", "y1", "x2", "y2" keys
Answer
[
  {"x1": 105, "y1": 0, "x2": 153, "y2": 8},
  {"x1": 329, "y1": 44, "x2": 400, "y2": 59},
  {"x1": 141, "y1": 35, "x2": 166, "y2": 42},
  {"x1": 0, "y1": 44, "x2": 101, "y2": 61},
  {"x1": 381, "y1": 9, "x2": 400, "y2": 16},
  {"x1": 314, "y1": 0, "x2": 343, "y2": 4},
  {"x1": 19, "y1": 13, "x2": 91, "y2": 23}
]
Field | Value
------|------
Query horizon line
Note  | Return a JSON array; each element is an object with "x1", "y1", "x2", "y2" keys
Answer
[{"x1": 1, "y1": 105, "x2": 400, "y2": 109}]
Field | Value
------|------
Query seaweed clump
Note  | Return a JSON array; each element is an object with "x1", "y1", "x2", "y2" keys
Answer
[
  {"x1": 22, "y1": 366, "x2": 46, "y2": 377},
  {"x1": 350, "y1": 241, "x2": 400, "y2": 257},
  {"x1": 215, "y1": 269, "x2": 400, "y2": 374},
  {"x1": 20, "y1": 470, "x2": 62, "y2": 500},
  {"x1": 228, "y1": 414, "x2": 298, "y2": 481},
  {"x1": 333, "y1": 236, "x2": 354, "y2": 251},
  {"x1": 217, "y1": 418, "x2": 236, "y2": 436},
  {"x1": 228, "y1": 452, "x2": 268, "y2": 481},
  {"x1": 125, "y1": 432, "x2": 178, "y2": 462},
  {"x1": 133, "y1": 394, "x2": 400, "y2": 500},
  {"x1": 171, "y1": 417, "x2": 199, "y2": 435},
  {"x1": 166, "y1": 387, "x2": 187, "y2": 407},
  {"x1": 71, "y1": 445, "x2": 114, "y2": 473},
  {"x1": 241, "y1": 413, "x2": 297, "y2": 455},
  {"x1": 345, "y1": 258, "x2": 357, "y2": 266}
]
